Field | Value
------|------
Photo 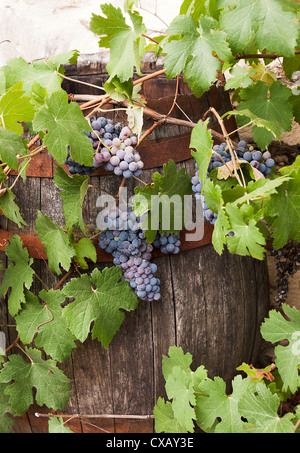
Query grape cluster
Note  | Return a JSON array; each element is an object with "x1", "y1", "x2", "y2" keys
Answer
[
  {"x1": 191, "y1": 140, "x2": 276, "y2": 225},
  {"x1": 66, "y1": 117, "x2": 144, "y2": 179},
  {"x1": 98, "y1": 206, "x2": 161, "y2": 302},
  {"x1": 153, "y1": 232, "x2": 181, "y2": 255}
]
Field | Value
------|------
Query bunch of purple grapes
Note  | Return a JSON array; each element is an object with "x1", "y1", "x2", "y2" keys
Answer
[
  {"x1": 192, "y1": 140, "x2": 275, "y2": 225},
  {"x1": 66, "y1": 117, "x2": 144, "y2": 179},
  {"x1": 98, "y1": 206, "x2": 161, "y2": 302},
  {"x1": 153, "y1": 232, "x2": 181, "y2": 255}
]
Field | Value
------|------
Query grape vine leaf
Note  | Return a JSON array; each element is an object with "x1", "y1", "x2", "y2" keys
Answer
[
  {"x1": 190, "y1": 119, "x2": 214, "y2": 183},
  {"x1": 260, "y1": 304, "x2": 300, "y2": 393},
  {"x1": 164, "y1": 366, "x2": 196, "y2": 432},
  {"x1": 0, "y1": 186, "x2": 27, "y2": 228},
  {"x1": 153, "y1": 398, "x2": 187, "y2": 433},
  {"x1": 0, "y1": 82, "x2": 35, "y2": 135},
  {"x1": 32, "y1": 90, "x2": 94, "y2": 166},
  {"x1": 164, "y1": 15, "x2": 232, "y2": 96},
  {"x1": 133, "y1": 159, "x2": 193, "y2": 243},
  {"x1": 219, "y1": 0, "x2": 298, "y2": 57},
  {"x1": 2, "y1": 50, "x2": 79, "y2": 97},
  {"x1": 48, "y1": 416, "x2": 74, "y2": 434},
  {"x1": 195, "y1": 375, "x2": 253, "y2": 433},
  {"x1": 0, "y1": 235, "x2": 34, "y2": 317},
  {"x1": 225, "y1": 65, "x2": 256, "y2": 90},
  {"x1": 35, "y1": 210, "x2": 75, "y2": 275},
  {"x1": 53, "y1": 165, "x2": 90, "y2": 233},
  {"x1": 73, "y1": 238, "x2": 97, "y2": 270},
  {"x1": 0, "y1": 348, "x2": 71, "y2": 415},
  {"x1": 238, "y1": 382, "x2": 296, "y2": 433},
  {"x1": 62, "y1": 267, "x2": 139, "y2": 348},
  {"x1": 236, "y1": 81, "x2": 293, "y2": 149},
  {"x1": 264, "y1": 170, "x2": 300, "y2": 249},
  {"x1": 225, "y1": 205, "x2": 266, "y2": 260},
  {"x1": 90, "y1": 3, "x2": 146, "y2": 82},
  {"x1": 15, "y1": 289, "x2": 77, "y2": 363},
  {"x1": 160, "y1": 346, "x2": 208, "y2": 432},
  {"x1": 0, "y1": 383, "x2": 14, "y2": 433},
  {"x1": 0, "y1": 129, "x2": 28, "y2": 170}
]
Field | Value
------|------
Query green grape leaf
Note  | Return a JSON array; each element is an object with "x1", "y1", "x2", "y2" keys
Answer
[
  {"x1": 0, "y1": 348, "x2": 71, "y2": 415},
  {"x1": 190, "y1": 119, "x2": 214, "y2": 183},
  {"x1": 15, "y1": 289, "x2": 77, "y2": 363},
  {"x1": 48, "y1": 416, "x2": 74, "y2": 433},
  {"x1": 225, "y1": 204, "x2": 266, "y2": 259},
  {"x1": 164, "y1": 15, "x2": 232, "y2": 96},
  {"x1": 32, "y1": 90, "x2": 94, "y2": 166},
  {"x1": 90, "y1": 3, "x2": 146, "y2": 82},
  {"x1": 0, "y1": 82, "x2": 35, "y2": 135},
  {"x1": 264, "y1": 170, "x2": 300, "y2": 248},
  {"x1": 53, "y1": 165, "x2": 90, "y2": 233},
  {"x1": 162, "y1": 346, "x2": 193, "y2": 381},
  {"x1": 0, "y1": 235, "x2": 34, "y2": 317},
  {"x1": 133, "y1": 160, "x2": 193, "y2": 243},
  {"x1": 238, "y1": 382, "x2": 295, "y2": 433},
  {"x1": 231, "y1": 176, "x2": 290, "y2": 206},
  {"x1": 211, "y1": 209, "x2": 231, "y2": 255},
  {"x1": 62, "y1": 267, "x2": 138, "y2": 348},
  {"x1": 195, "y1": 375, "x2": 253, "y2": 433},
  {"x1": 224, "y1": 108, "x2": 282, "y2": 144},
  {"x1": 165, "y1": 366, "x2": 196, "y2": 432},
  {"x1": 2, "y1": 51, "x2": 79, "y2": 97},
  {"x1": 35, "y1": 210, "x2": 75, "y2": 275},
  {"x1": 237, "y1": 81, "x2": 293, "y2": 140},
  {"x1": 0, "y1": 383, "x2": 14, "y2": 433},
  {"x1": 225, "y1": 65, "x2": 256, "y2": 90},
  {"x1": 260, "y1": 304, "x2": 300, "y2": 393},
  {"x1": 219, "y1": 0, "x2": 298, "y2": 57},
  {"x1": 73, "y1": 238, "x2": 97, "y2": 270},
  {"x1": 0, "y1": 186, "x2": 27, "y2": 228},
  {"x1": 0, "y1": 129, "x2": 28, "y2": 170},
  {"x1": 153, "y1": 398, "x2": 187, "y2": 433}
]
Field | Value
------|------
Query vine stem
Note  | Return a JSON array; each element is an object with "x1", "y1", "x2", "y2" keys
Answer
[
  {"x1": 4, "y1": 336, "x2": 19, "y2": 354},
  {"x1": 53, "y1": 267, "x2": 74, "y2": 291},
  {"x1": 35, "y1": 304, "x2": 54, "y2": 333},
  {"x1": 235, "y1": 49, "x2": 300, "y2": 60},
  {"x1": 16, "y1": 343, "x2": 34, "y2": 364}
]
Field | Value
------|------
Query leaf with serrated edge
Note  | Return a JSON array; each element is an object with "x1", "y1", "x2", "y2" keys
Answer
[
  {"x1": 0, "y1": 82, "x2": 34, "y2": 135},
  {"x1": 238, "y1": 382, "x2": 295, "y2": 433},
  {"x1": 190, "y1": 119, "x2": 214, "y2": 183},
  {"x1": 219, "y1": 0, "x2": 298, "y2": 57},
  {"x1": 15, "y1": 289, "x2": 77, "y2": 362},
  {"x1": 35, "y1": 210, "x2": 75, "y2": 275},
  {"x1": 260, "y1": 304, "x2": 300, "y2": 393},
  {"x1": 0, "y1": 348, "x2": 71, "y2": 415},
  {"x1": 62, "y1": 267, "x2": 138, "y2": 348},
  {"x1": 53, "y1": 165, "x2": 89, "y2": 233},
  {"x1": 0, "y1": 129, "x2": 28, "y2": 170},
  {"x1": 33, "y1": 90, "x2": 94, "y2": 166},
  {"x1": 265, "y1": 170, "x2": 300, "y2": 248},
  {"x1": 164, "y1": 15, "x2": 232, "y2": 96},
  {"x1": 154, "y1": 398, "x2": 187, "y2": 433},
  {"x1": 74, "y1": 238, "x2": 97, "y2": 269},
  {"x1": 0, "y1": 186, "x2": 27, "y2": 228},
  {"x1": 0, "y1": 383, "x2": 14, "y2": 432},
  {"x1": 90, "y1": 4, "x2": 146, "y2": 82},
  {"x1": 48, "y1": 416, "x2": 74, "y2": 433},
  {"x1": 196, "y1": 375, "x2": 253, "y2": 433},
  {"x1": 0, "y1": 235, "x2": 34, "y2": 317}
]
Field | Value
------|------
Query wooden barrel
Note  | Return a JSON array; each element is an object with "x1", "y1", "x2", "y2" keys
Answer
[{"x1": 0, "y1": 54, "x2": 269, "y2": 433}]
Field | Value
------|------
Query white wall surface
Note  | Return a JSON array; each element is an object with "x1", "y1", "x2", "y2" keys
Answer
[{"x1": 0, "y1": 0, "x2": 182, "y2": 66}]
